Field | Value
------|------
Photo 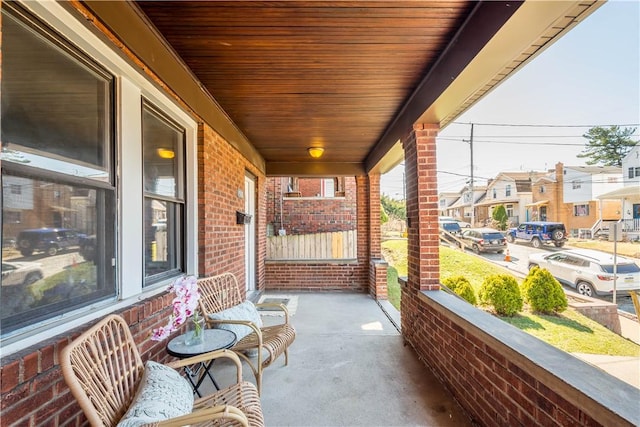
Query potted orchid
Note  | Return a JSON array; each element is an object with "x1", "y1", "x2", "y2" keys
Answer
[{"x1": 150, "y1": 275, "x2": 204, "y2": 345}]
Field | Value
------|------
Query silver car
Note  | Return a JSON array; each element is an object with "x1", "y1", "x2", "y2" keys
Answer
[
  {"x1": 527, "y1": 249, "x2": 640, "y2": 297},
  {"x1": 2, "y1": 261, "x2": 44, "y2": 287}
]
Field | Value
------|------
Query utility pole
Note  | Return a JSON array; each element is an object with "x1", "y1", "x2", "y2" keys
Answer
[{"x1": 469, "y1": 123, "x2": 475, "y2": 227}]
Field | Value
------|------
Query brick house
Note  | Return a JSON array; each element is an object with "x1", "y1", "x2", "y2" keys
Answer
[
  {"x1": 1, "y1": 2, "x2": 637, "y2": 427},
  {"x1": 529, "y1": 163, "x2": 623, "y2": 236}
]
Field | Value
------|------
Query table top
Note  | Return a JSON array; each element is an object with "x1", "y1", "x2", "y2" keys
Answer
[{"x1": 166, "y1": 328, "x2": 237, "y2": 358}]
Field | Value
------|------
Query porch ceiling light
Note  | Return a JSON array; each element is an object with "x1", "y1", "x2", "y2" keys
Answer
[
  {"x1": 307, "y1": 147, "x2": 324, "y2": 158},
  {"x1": 157, "y1": 148, "x2": 175, "y2": 159}
]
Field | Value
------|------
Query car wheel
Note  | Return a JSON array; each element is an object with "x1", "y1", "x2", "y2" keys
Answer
[
  {"x1": 551, "y1": 229, "x2": 565, "y2": 241},
  {"x1": 20, "y1": 248, "x2": 33, "y2": 257},
  {"x1": 23, "y1": 272, "x2": 42, "y2": 286},
  {"x1": 576, "y1": 281, "x2": 595, "y2": 297},
  {"x1": 46, "y1": 246, "x2": 58, "y2": 256},
  {"x1": 505, "y1": 234, "x2": 515, "y2": 243},
  {"x1": 531, "y1": 238, "x2": 541, "y2": 249},
  {"x1": 472, "y1": 244, "x2": 480, "y2": 254}
]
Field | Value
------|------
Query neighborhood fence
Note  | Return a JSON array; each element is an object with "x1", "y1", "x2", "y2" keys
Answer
[{"x1": 266, "y1": 230, "x2": 357, "y2": 260}]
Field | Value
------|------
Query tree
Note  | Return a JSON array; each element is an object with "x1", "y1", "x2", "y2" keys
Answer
[
  {"x1": 577, "y1": 126, "x2": 638, "y2": 166},
  {"x1": 380, "y1": 204, "x2": 389, "y2": 224},
  {"x1": 492, "y1": 205, "x2": 508, "y2": 230},
  {"x1": 380, "y1": 194, "x2": 406, "y2": 221}
]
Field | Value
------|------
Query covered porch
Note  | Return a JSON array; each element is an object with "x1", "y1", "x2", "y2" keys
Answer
[{"x1": 2, "y1": 1, "x2": 638, "y2": 426}]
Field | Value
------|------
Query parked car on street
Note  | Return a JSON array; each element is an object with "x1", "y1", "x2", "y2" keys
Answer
[
  {"x1": 505, "y1": 221, "x2": 567, "y2": 248},
  {"x1": 1, "y1": 261, "x2": 44, "y2": 286},
  {"x1": 455, "y1": 219, "x2": 471, "y2": 228},
  {"x1": 438, "y1": 220, "x2": 461, "y2": 245},
  {"x1": 458, "y1": 228, "x2": 507, "y2": 254},
  {"x1": 527, "y1": 248, "x2": 640, "y2": 297},
  {"x1": 16, "y1": 228, "x2": 84, "y2": 257}
]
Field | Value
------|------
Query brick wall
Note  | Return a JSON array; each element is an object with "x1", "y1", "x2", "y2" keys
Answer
[
  {"x1": 406, "y1": 291, "x2": 631, "y2": 426},
  {"x1": 266, "y1": 177, "x2": 357, "y2": 235},
  {"x1": 264, "y1": 175, "x2": 373, "y2": 292},
  {"x1": 198, "y1": 123, "x2": 266, "y2": 286},
  {"x1": 0, "y1": 293, "x2": 175, "y2": 426}
]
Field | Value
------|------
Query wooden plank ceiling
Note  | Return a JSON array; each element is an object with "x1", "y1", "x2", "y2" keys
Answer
[{"x1": 135, "y1": 1, "x2": 476, "y2": 171}]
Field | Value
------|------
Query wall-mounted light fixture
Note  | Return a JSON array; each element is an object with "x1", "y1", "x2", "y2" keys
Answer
[
  {"x1": 157, "y1": 148, "x2": 175, "y2": 159},
  {"x1": 307, "y1": 147, "x2": 324, "y2": 158}
]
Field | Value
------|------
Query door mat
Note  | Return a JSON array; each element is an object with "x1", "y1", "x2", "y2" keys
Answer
[{"x1": 257, "y1": 294, "x2": 298, "y2": 316}]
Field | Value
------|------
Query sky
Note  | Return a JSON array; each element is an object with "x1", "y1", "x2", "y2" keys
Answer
[{"x1": 381, "y1": 0, "x2": 640, "y2": 199}]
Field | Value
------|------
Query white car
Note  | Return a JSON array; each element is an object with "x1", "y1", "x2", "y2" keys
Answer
[
  {"x1": 1, "y1": 261, "x2": 44, "y2": 287},
  {"x1": 527, "y1": 249, "x2": 640, "y2": 297}
]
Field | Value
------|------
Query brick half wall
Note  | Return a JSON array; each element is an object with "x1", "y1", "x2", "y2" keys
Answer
[
  {"x1": 402, "y1": 287, "x2": 639, "y2": 427},
  {"x1": 265, "y1": 261, "x2": 367, "y2": 292},
  {"x1": 0, "y1": 293, "x2": 175, "y2": 426}
]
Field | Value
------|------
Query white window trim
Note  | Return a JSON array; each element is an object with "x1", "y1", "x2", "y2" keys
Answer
[{"x1": 2, "y1": 1, "x2": 198, "y2": 355}]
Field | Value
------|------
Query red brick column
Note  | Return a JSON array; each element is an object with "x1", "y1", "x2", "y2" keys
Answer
[
  {"x1": 401, "y1": 123, "x2": 440, "y2": 340},
  {"x1": 405, "y1": 123, "x2": 440, "y2": 291},
  {"x1": 370, "y1": 259, "x2": 389, "y2": 299},
  {"x1": 367, "y1": 172, "x2": 387, "y2": 299},
  {"x1": 368, "y1": 172, "x2": 382, "y2": 259}
]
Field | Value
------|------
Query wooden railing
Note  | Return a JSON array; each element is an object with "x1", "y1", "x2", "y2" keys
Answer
[{"x1": 266, "y1": 230, "x2": 357, "y2": 260}]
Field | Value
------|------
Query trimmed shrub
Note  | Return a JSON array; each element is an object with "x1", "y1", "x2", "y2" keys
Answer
[
  {"x1": 442, "y1": 275, "x2": 477, "y2": 305},
  {"x1": 478, "y1": 274, "x2": 523, "y2": 316},
  {"x1": 521, "y1": 266, "x2": 568, "y2": 314}
]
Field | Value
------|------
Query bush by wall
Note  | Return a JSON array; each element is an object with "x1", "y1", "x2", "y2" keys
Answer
[
  {"x1": 521, "y1": 266, "x2": 568, "y2": 314},
  {"x1": 442, "y1": 275, "x2": 477, "y2": 305},
  {"x1": 478, "y1": 274, "x2": 523, "y2": 316}
]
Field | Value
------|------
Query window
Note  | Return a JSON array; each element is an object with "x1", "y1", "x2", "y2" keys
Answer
[
  {"x1": 539, "y1": 185, "x2": 545, "y2": 194},
  {"x1": 142, "y1": 102, "x2": 185, "y2": 284},
  {"x1": 505, "y1": 185, "x2": 512, "y2": 197},
  {"x1": 629, "y1": 167, "x2": 640, "y2": 179},
  {"x1": 1, "y1": 3, "x2": 196, "y2": 350},
  {"x1": 321, "y1": 178, "x2": 335, "y2": 197},
  {"x1": 506, "y1": 205, "x2": 514, "y2": 218},
  {"x1": 492, "y1": 189, "x2": 497, "y2": 199},
  {"x1": 573, "y1": 204, "x2": 590, "y2": 216},
  {"x1": 572, "y1": 180, "x2": 582, "y2": 190},
  {"x1": 1, "y1": 4, "x2": 116, "y2": 333}
]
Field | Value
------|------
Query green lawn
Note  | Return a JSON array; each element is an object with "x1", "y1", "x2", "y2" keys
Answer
[{"x1": 381, "y1": 240, "x2": 640, "y2": 356}]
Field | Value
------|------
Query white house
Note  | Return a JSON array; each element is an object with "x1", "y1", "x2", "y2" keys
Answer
[{"x1": 597, "y1": 144, "x2": 640, "y2": 239}]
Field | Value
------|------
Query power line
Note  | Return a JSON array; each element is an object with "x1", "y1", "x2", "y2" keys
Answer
[
  {"x1": 438, "y1": 134, "x2": 639, "y2": 139},
  {"x1": 450, "y1": 122, "x2": 640, "y2": 128}
]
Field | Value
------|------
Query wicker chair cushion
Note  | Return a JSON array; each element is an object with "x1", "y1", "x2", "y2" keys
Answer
[
  {"x1": 208, "y1": 300, "x2": 263, "y2": 341},
  {"x1": 117, "y1": 361, "x2": 194, "y2": 427}
]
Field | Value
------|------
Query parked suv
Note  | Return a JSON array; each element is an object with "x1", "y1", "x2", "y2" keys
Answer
[
  {"x1": 528, "y1": 249, "x2": 640, "y2": 297},
  {"x1": 16, "y1": 228, "x2": 83, "y2": 257},
  {"x1": 505, "y1": 221, "x2": 567, "y2": 248},
  {"x1": 458, "y1": 228, "x2": 506, "y2": 254}
]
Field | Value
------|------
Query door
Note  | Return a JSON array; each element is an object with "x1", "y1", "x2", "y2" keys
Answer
[{"x1": 244, "y1": 173, "x2": 256, "y2": 293}]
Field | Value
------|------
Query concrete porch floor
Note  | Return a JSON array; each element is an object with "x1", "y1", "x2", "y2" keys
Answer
[{"x1": 204, "y1": 292, "x2": 472, "y2": 426}]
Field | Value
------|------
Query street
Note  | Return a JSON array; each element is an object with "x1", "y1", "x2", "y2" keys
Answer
[{"x1": 471, "y1": 242, "x2": 636, "y2": 314}]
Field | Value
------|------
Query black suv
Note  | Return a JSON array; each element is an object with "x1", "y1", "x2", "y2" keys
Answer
[
  {"x1": 505, "y1": 221, "x2": 567, "y2": 248},
  {"x1": 16, "y1": 228, "x2": 83, "y2": 257}
]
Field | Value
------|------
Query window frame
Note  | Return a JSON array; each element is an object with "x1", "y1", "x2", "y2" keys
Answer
[{"x1": 1, "y1": 0, "x2": 198, "y2": 355}]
